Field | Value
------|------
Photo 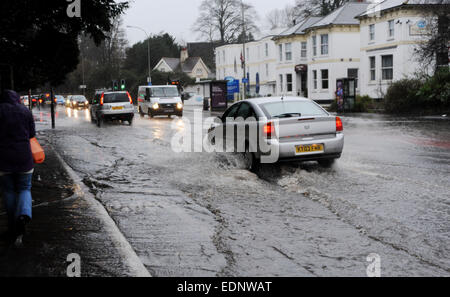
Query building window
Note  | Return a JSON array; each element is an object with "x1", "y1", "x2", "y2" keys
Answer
[
  {"x1": 279, "y1": 44, "x2": 283, "y2": 61},
  {"x1": 286, "y1": 74, "x2": 293, "y2": 92},
  {"x1": 313, "y1": 70, "x2": 317, "y2": 89},
  {"x1": 234, "y1": 58, "x2": 237, "y2": 74},
  {"x1": 369, "y1": 24, "x2": 375, "y2": 41},
  {"x1": 320, "y1": 34, "x2": 329, "y2": 55},
  {"x1": 285, "y1": 43, "x2": 292, "y2": 61},
  {"x1": 369, "y1": 56, "x2": 376, "y2": 81},
  {"x1": 382, "y1": 55, "x2": 393, "y2": 80},
  {"x1": 223, "y1": 51, "x2": 225, "y2": 63},
  {"x1": 348, "y1": 68, "x2": 359, "y2": 88},
  {"x1": 265, "y1": 64, "x2": 269, "y2": 77},
  {"x1": 388, "y1": 20, "x2": 395, "y2": 37},
  {"x1": 312, "y1": 36, "x2": 317, "y2": 56},
  {"x1": 196, "y1": 68, "x2": 203, "y2": 76},
  {"x1": 265, "y1": 43, "x2": 269, "y2": 57},
  {"x1": 301, "y1": 42, "x2": 307, "y2": 58},
  {"x1": 279, "y1": 74, "x2": 283, "y2": 92},
  {"x1": 321, "y1": 69, "x2": 329, "y2": 89}
]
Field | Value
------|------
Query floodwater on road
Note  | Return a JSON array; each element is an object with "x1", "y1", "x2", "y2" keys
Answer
[{"x1": 35, "y1": 106, "x2": 450, "y2": 276}]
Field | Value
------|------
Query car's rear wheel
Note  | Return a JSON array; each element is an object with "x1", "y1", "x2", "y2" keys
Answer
[
  {"x1": 318, "y1": 158, "x2": 335, "y2": 168},
  {"x1": 244, "y1": 147, "x2": 260, "y2": 173},
  {"x1": 128, "y1": 118, "x2": 133, "y2": 126}
]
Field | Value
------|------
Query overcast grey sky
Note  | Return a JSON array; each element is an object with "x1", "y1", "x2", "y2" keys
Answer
[{"x1": 123, "y1": 0, "x2": 296, "y2": 46}]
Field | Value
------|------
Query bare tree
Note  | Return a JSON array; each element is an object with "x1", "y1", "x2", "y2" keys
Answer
[
  {"x1": 192, "y1": 0, "x2": 259, "y2": 44},
  {"x1": 266, "y1": 5, "x2": 297, "y2": 30},
  {"x1": 414, "y1": 1, "x2": 450, "y2": 72},
  {"x1": 294, "y1": 0, "x2": 349, "y2": 18}
]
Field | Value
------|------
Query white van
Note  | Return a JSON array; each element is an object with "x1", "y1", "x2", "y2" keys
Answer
[{"x1": 137, "y1": 85, "x2": 183, "y2": 118}]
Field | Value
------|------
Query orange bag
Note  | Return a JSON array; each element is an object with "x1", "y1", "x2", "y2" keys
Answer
[{"x1": 30, "y1": 137, "x2": 45, "y2": 164}]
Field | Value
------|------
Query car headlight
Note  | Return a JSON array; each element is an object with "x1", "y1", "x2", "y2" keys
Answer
[
  {"x1": 152, "y1": 103, "x2": 159, "y2": 110},
  {"x1": 176, "y1": 102, "x2": 183, "y2": 110}
]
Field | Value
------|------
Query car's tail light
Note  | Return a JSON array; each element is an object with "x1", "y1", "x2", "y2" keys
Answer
[
  {"x1": 263, "y1": 122, "x2": 275, "y2": 138},
  {"x1": 336, "y1": 117, "x2": 343, "y2": 132},
  {"x1": 126, "y1": 92, "x2": 133, "y2": 104},
  {"x1": 100, "y1": 93, "x2": 104, "y2": 106}
]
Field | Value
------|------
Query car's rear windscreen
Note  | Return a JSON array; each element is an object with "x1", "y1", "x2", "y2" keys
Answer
[
  {"x1": 103, "y1": 93, "x2": 129, "y2": 103},
  {"x1": 262, "y1": 101, "x2": 328, "y2": 118}
]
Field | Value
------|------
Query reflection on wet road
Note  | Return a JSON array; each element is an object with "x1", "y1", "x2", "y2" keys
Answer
[{"x1": 36, "y1": 106, "x2": 450, "y2": 276}]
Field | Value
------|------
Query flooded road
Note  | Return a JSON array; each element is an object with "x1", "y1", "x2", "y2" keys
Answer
[{"x1": 35, "y1": 106, "x2": 450, "y2": 276}]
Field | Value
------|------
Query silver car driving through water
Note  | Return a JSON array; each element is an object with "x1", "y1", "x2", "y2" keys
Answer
[{"x1": 208, "y1": 97, "x2": 344, "y2": 170}]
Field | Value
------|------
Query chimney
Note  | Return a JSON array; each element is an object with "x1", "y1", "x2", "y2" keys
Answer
[{"x1": 180, "y1": 47, "x2": 188, "y2": 63}]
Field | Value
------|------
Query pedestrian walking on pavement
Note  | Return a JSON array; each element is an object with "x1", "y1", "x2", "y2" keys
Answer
[{"x1": 0, "y1": 89, "x2": 36, "y2": 246}]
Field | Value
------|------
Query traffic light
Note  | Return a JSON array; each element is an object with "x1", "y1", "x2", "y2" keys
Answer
[
  {"x1": 120, "y1": 79, "x2": 126, "y2": 91},
  {"x1": 113, "y1": 80, "x2": 118, "y2": 91}
]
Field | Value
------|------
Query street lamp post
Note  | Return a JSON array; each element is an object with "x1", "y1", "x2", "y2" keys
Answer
[
  {"x1": 127, "y1": 25, "x2": 152, "y2": 84},
  {"x1": 241, "y1": 0, "x2": 246, "y2": 100}
]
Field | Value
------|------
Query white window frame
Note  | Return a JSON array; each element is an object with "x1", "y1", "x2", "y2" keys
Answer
[
  {"x1": 320, "y1": 34, "x2": 329, "y2": 55},
  {"x1": 312, "y1": 36, "x2": 317, "y2": 56},
  {"x1": 321, "y1": 69, "x2": 329, "y2": 90},
  {"x1": 369, "y1": 24, "x2": 375, "y2": 41},
  {"x1": 285, "y1": 43, "x2": 292, "y2": 61},
  {"x1": 279, "y1": 74, "x2": 284, "y2": 92},
  {"x1": 313, "y1": 70, "x2": 317, "y2": 90},
  {"x1": 388, "y1": 20, "x2": 395, "y2": 38},
  {"x1": 286, "y1": 74, "x2": 293, "y2": 92},
  {"x1": 369, "y1": 56, "x2": 376, "y2": 81},
  {"x1": 301, "y1": 42, "x2": 307, "y2": 58},
  {"x1": 278, "y1": 44, "x2": 283, "y2": 61},
  {"x1": 382, "y1": 55, "x2": 393, "y2": 81}
]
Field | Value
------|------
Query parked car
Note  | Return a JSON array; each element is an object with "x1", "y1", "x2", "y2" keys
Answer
[
  {"x1": 90, "y1": 91, "x2": 134, "y2": 127},
  {"x1": 70, "y1": 95, "x2": 89, "y2": 109},
  {"x1": 208, "y1": 97, "x2": 344, "y2": 170},
  {"x1": 137, "y1": 85, "x2": 183, "y2": 118}
]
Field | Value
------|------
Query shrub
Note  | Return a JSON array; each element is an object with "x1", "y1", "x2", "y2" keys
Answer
[
  {"x1": 353, "y1": 95, "x2": 373, "y2": 112},
  {"x1": 417, "y1": 68, "x2": 450, "y2": 111},
  {"x1": 384, "y1": 78, "x2": 424, "y2": 113}
]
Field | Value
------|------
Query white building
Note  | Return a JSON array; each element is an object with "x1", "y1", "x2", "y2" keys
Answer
[
  {"x1": 358, "y1": 0, "x2": 436, "y2": 98},
  {"x1": 274, "y1": 2, "x2": 370, "y2": 102},
  {"x1": 214, "y1": 0, "x2": 445, "y2": 102},
  {"x1": 215, "y1": 30, "x2": 284, "y2": 97},
  {"x1": 154, "y1": 47, "x2": 212, "y2": 80}
]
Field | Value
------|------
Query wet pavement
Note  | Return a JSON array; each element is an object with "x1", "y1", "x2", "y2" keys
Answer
[
  {"x1": 0, "y1": 134, "x2": 146, "y2": 277},
  {"x1": 29, "y1": 105, "x2": 450, "y2": 276}
]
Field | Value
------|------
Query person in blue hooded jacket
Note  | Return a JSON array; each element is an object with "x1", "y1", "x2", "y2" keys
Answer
[{"x1": 0, "y1": 89, "x2": 36, "y2": 245}]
